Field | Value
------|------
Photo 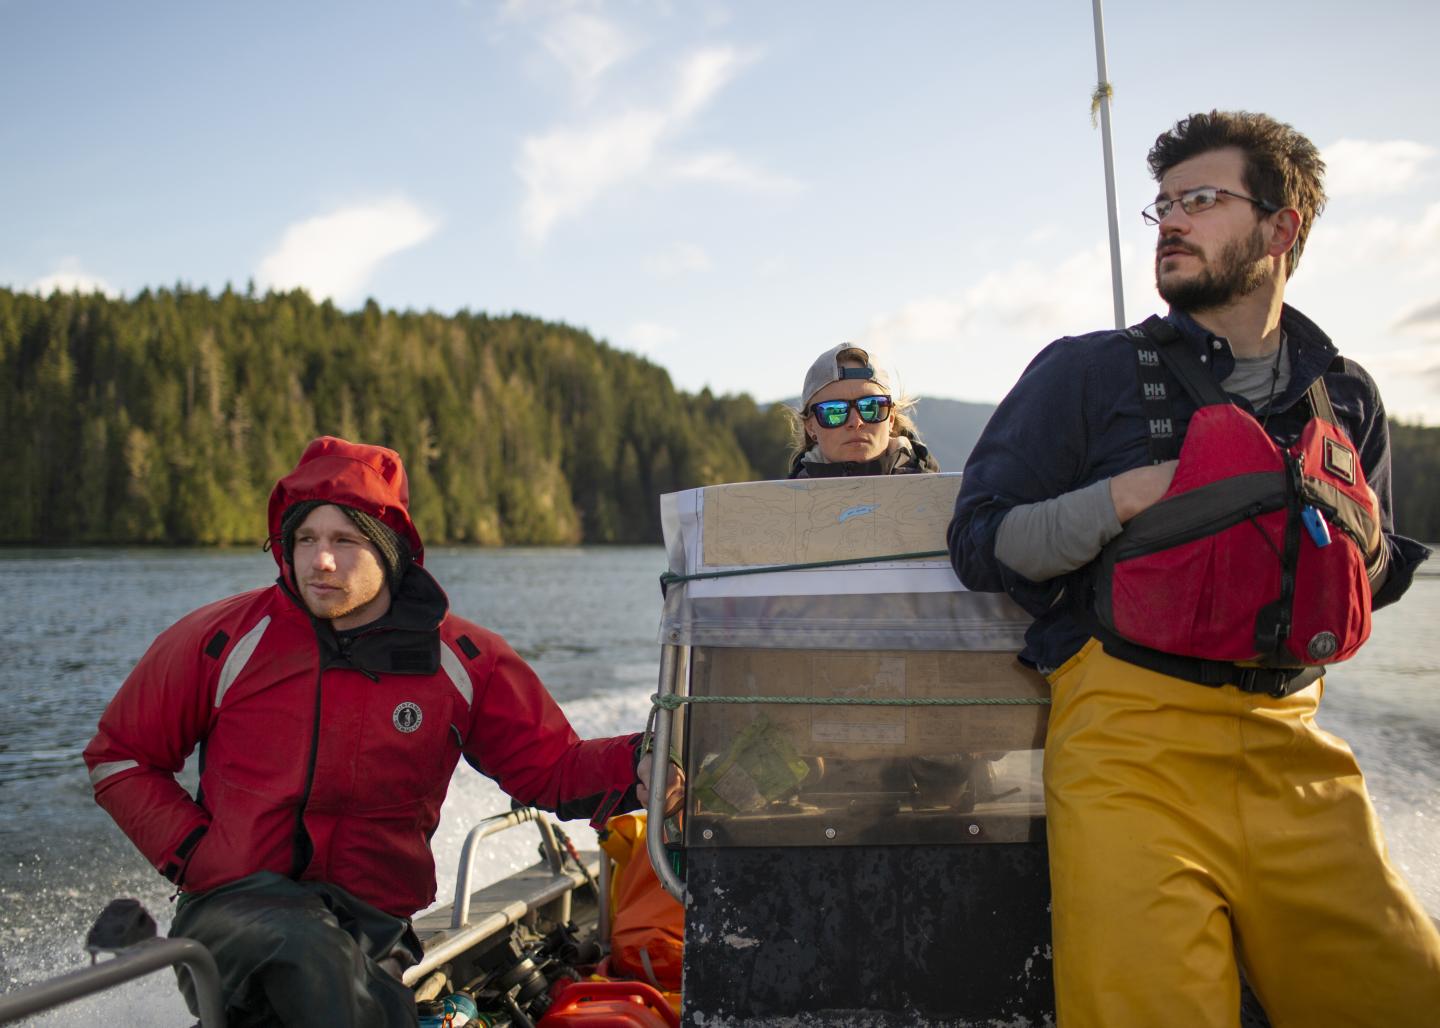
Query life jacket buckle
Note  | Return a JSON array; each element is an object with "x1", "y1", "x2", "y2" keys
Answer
[
  {"x1": 1233, "y1": 665, "x2": 1315, "y2": 699},
  {"x1": 1233, "y1": 667, "x2": 1271, "y2": 695}
]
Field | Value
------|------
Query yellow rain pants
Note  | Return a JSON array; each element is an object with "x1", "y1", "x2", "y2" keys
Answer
[{"x1": 1044, "y1": 638, "x2": 1440, "y2": 1028}]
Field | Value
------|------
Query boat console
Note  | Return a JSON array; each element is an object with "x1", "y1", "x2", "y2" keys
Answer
[{"x1": 652, "y1": 474, "x2": 1054, "y2": 1025}]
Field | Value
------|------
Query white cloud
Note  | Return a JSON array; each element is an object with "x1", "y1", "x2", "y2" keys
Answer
[
  {"x1": 670, "y1": 46, "x2": 748, "y2": 119},
  {"x1": 862, "y1": 242, "x2": 1122, "y2": 350},
  {"x1": 1302, "y1": 200, "x2": 1440, "y2": 282},
  {"x1": 646, "y1": 242, "x2": 712, "y2": 277},
  {"x1": 1394, "y1": 298, "x2": 1440, "y2": 339},
  {"x1": 1323, "y1": 139, "x2": 1436, "y2": 198},
  {"x1": 29, "y1": 257, "x2": 118, "y2": 297},
  {"x1": 625, "y1": 321, "x2": 680, "y2": 353},
  {"x1": 856, "y1": 242, "x2": 1141, "y2": 402},
  {"x1": 256, "y1": 197, "x2": 438, "y2": 305},
  {"x1": 539, "y1": 11, "x2": 636, "y2": 102},
  {"x1": 518, "y1": 46, "x2": 781, "y2": 242},
  {"x1": 519, "y1": 111, "x2": 668, "y2": 241},
  {"x1": 668, "y1": 150, "x2": 801, "y2": 192}
]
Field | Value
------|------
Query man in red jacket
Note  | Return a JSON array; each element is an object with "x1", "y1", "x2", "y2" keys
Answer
[{"x1": 83, "y1": 436, "x2": 679, "y2": 1027}]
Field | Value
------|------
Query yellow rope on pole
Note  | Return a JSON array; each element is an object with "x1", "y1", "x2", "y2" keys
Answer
[{"x1": 1090, "y1": 81, "x2": 1114, "y2": 128}]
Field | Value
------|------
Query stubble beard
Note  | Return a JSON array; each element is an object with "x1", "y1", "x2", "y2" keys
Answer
[
  {"x1": 301, "y1": 579, "x2": 383, "y2": 625},
  {"x1": 1156, "y1": 224, "x2": 1270, "y2": 313},
  {"x1": 303, "y1": 586, "x2": 352, "y2": 623}
]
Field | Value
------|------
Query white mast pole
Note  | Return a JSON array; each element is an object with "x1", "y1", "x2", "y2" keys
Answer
[{"x1": 1091, "y1": 0, "x2": 1125, "y2": 328}]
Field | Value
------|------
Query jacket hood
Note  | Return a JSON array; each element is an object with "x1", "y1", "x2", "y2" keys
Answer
[{"x1": 267, "y1": 436, "x2": 425, "y2": 575}]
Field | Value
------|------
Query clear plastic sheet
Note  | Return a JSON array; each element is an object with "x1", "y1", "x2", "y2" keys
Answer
[{"x1": 657, "y1": 477, "x2": 1045, "y2": 846}]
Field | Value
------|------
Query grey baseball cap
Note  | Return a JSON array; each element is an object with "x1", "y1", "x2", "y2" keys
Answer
[{"x1": 800, "y1": 343, "x2": 892, "y2": 410}]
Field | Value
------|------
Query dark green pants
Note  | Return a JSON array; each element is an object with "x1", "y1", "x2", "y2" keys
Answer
[{"x1": 170, "y1": 872, "x2": 421, "y2": 1027}]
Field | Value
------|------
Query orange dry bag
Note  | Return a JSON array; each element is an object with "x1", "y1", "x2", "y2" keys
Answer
[{"x1": 599, "y1": 813, "x2": 684, "y2": 992}]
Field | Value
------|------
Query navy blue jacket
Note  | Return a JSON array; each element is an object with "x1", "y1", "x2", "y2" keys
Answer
[{"x1": 948, "y1": 306, "x2": 1429, "y2": 672}]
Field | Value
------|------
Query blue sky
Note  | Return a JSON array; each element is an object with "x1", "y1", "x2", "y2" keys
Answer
[{"x1": 4, "y1": 0, "x2": 1439, "y2": 420}]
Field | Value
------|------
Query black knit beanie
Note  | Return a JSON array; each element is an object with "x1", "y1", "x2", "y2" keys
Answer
[{"x1": 281, "y1": 501, "x2": 410, "y2": 593}]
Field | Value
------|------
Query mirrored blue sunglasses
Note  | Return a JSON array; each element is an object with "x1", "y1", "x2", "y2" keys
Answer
[{"x1": 808, "y1": 394, "x2": 893, "y2": 429}]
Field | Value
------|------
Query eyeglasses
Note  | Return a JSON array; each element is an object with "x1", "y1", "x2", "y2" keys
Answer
[
  {"x1": 1142, "y1": 187, "x2": 1280, "y2": 225},
  {"x1": 807, "y1": 394, "x2": 893, "y2": 429}
]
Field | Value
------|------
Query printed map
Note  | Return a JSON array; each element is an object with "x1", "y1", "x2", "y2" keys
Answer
[{"x1": 700, "y1": 474, "x2": 963, "y2": 567}]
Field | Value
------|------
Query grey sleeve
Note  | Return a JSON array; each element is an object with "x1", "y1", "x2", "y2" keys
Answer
[{"x1": 994, "y1": 478, "x2": 1124, "y2": 582}]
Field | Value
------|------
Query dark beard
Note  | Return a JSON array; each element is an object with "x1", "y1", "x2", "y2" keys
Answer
[{"x1": 1156, "y1": 225, "x2": 1269, "y2": 312}]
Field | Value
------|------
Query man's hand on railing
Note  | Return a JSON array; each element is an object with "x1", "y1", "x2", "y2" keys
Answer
[{"x1": 636, "y1": 757, "x2": 685, "y2": 816}]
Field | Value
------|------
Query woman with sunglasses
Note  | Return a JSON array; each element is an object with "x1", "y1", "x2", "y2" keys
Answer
[{"x1": 788, "y1": 343, "x2": 939, "y2": 478}]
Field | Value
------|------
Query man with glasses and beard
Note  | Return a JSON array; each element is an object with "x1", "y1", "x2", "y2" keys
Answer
[{"x1": 949, "y1": 111, "x2": 1440, "y2": 1025}]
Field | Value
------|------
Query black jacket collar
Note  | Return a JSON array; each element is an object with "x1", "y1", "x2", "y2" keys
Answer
[
  {"x1": 789, "y1": 435, "x2": 940, "y2": 479},
  {"x1": 1167, "y1": 305, "x2": 1340, "y2": 416},
  {"x1": 280, "y1": 563, "x2": 448, "y2": 678}
]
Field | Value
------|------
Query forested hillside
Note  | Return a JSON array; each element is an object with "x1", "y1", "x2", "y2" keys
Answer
[
  {"x1": 0, "y1": 287, "x2": 791, "y2": 545},
  {"x1": 4, "y1": 285, "x2": 1438, "y2": 547},
  {"x1": 1388, "y1": 422, "x2": 1440, "y2": 544}
]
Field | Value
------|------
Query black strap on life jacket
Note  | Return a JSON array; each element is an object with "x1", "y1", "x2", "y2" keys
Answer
[
  {"x1": 1127, "y1": 316, "x2": 1184, "y2": 463},
  {"x1": 1095, "y1": 628, "x2": 1322, "y2": 697},
  {"x1": 1130, "y1": 314, "x2": 1340, "y2": 430},
  {"x1": 1253, "y1": 452, "x2": 1304, "y2": 658}
]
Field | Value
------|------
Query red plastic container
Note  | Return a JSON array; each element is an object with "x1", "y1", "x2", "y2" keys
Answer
[{"x1": 537, "y1": 980, "x2": 680, "y2": 1028}]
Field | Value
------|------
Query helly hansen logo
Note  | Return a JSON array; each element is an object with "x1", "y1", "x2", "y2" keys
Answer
[
  {"x1": 1150, "y1": 418, "x2": 1173, "y2": 437},
  {"x1": 1138, "y1": 349, "x2": 1161, "y2": 367},
  {"x1": 1127, "y1": 326, "x2": 1146, "y2": 339},
  {"x1": 1143, "y1": 382, "x2": 1167, "y2": 400}
]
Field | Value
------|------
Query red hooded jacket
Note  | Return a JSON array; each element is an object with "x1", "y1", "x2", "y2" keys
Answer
[{"x1": 83, "y1": 437, "x2": 641, "y2": 917}]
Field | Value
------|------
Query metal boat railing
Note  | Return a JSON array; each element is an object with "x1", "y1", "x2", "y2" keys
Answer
[
  {"x1": 0, "y1": 809, "x2": 599, "y2": 1020},
  {"x1": 0, "y1": 935, "x2": 224, "y2": 1026},
  {"x1": 647, "y1": 642, "x2": 687, "y2": 902},
  {"x1": 450, "y1": 806, "x2": 566, "y2": 929},
  {"x1": 403, "y1": 806, "x2": 603, "y2": 988}
]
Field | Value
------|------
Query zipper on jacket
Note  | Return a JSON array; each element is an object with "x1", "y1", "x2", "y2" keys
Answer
[{"x1": 289, "y1": 665, "x2": 325, "y2": 878}]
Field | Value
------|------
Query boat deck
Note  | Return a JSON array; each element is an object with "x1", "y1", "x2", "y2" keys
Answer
[{"x1": 404, "y1": 851, "x2": 600, "y2": 986}]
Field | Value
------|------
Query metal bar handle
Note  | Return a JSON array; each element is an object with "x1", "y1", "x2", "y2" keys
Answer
[
  {"x1": 452, "y1": 806, "x2": 562, "y2": 929},
  {"x1": 535, "y1": 812, "x2": 566, "y2": 876},
  {"x1": 0, "y1": 937, "x2": 224, "y2": 1026},
  {"x1": 647, "y1": 643, "x2": 687, "y2": 902}
]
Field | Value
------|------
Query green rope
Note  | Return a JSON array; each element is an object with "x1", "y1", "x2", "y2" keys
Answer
[
  {"x1": 653, "y1": 692, "x2": 1048, "y2": 709},
  {"x1": 660, "y1": 548, "x2": 948, "y2": 590}
]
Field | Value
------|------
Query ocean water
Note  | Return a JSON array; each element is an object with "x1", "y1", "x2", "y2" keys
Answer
[{"x1": 0, "y1": 546, "x2": 1436, "y2": 1024}]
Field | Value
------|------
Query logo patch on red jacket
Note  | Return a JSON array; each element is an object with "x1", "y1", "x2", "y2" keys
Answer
[
  {"x1": 393, "y1": 702, "x2": 423, "y2": 733},
  {"x1": 1322, "y1": 437, "x2": 1357, "y2": 485}
]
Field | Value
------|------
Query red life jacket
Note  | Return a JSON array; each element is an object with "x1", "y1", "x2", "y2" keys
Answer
[{"x1": 1092, "y1": 317, "x2": 1376, "y2": 669}]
